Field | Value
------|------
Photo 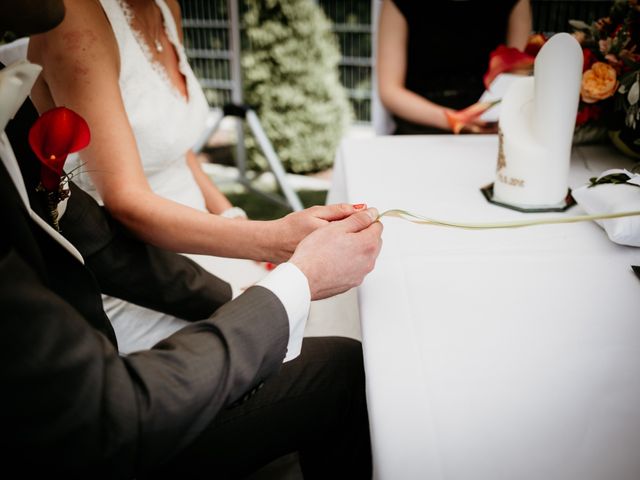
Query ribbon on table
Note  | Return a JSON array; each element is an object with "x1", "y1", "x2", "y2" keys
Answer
[{"x1": 376, "y1": 209, "x2": 640, "y2": 230}]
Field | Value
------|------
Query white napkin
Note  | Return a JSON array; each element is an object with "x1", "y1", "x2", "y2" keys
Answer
[
  {"x1": 572, "y1": 169, "x2": 640, "y2": 247},
  {"x1": 478, "y1": 73, "x2": 523, "y2": 122}
]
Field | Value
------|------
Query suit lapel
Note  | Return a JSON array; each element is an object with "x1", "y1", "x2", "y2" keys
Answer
[
  {"x1": 0, "y1": 60, "x2": 84, "y2": 263},
  {"x1": 0, "y1": 132, "x2": 84, "y2": 264}
]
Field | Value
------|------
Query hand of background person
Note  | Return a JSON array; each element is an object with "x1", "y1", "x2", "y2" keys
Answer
[
  {"x1": 290, "y1": 207, "x2": 383, "y2": 300},
  {"x1": 266, "y1": 203, "x2": 366, "y2": 263},
  {"x1": 460, "y1": 119, "x2": 499, "y2": 134}
]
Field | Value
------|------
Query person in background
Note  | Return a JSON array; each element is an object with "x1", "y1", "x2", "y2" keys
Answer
[
  {"x1": 377, "y1": 0, "x2": 532, "y2": 134},
  {"x1": 0, "y1": 2, "x2": 383, "y2": 477},
  {"x1": 27, "y1": 0, "x2": 364, "y2": 353}
]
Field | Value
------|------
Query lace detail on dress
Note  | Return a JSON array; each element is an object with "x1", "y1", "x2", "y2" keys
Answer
[{"x1": 115, "y1": 0, "x2": 187, "y2": 103}]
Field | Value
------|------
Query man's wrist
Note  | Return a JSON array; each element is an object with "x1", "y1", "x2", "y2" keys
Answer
[
  {"x1": 256, "y1": 262, "x2": 311, "y2": 362},
  {"x1": 289, "y1": 256, "x2": 316, "y2": 300}
]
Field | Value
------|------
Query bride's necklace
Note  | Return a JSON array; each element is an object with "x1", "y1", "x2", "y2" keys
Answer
[
  {"x1": 153, "y1": 37, "x2": 164, "y2": 53},
  {"x1": 127, "y1": 0, "x2": 165, "y2": 54}
]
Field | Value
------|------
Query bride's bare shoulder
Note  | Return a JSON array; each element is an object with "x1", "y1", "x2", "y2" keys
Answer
[{"x1": 28, "y1": 0, "x2": 119, "y2": 75}]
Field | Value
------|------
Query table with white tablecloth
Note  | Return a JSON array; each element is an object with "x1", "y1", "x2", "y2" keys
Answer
[{"x1": 327, "y1": 135, "x2": 640, "y2": 480}]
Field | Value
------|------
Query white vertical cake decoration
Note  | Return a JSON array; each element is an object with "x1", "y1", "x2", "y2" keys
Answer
[{"x1": 493, "y1": 33, "x2": 583, "y2": 208}]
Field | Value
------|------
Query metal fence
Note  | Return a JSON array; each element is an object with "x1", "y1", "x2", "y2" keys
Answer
[
  {"x1": 181, "y1": 0, "x2": 616, "y2": 125},
  {"x1": 318, "y1": 0, "x2": 372, "y2": 123},
  {"x1": 180, "y1": 0, "x2": 234, "y2": 106},
  {"x1": 180, "y1": 0, "x2": 373, "y2": 122}
]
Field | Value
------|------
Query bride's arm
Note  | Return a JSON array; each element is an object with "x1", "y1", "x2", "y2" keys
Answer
[
  {"x1": 186, "y1": 150, "x2": 234, "y2": 215},
  {"x1": 28, "y1": 0, "x2": 354, "y2": 263}
]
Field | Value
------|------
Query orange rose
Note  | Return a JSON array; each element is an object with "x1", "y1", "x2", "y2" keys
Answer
[{"x1": 580, "y1": 62, "x2": 618, "y2": 103}]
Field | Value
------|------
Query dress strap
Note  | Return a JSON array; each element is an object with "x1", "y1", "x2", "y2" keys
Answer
[
  {"x1": 155, "y1": 0, "x2": 182, "y2": 46},
  {"x1": 154, "y1": 0, "x2": 199, "y2": 103},
  {"x1": 98, "y1": 0, "x2": 136, "y2": 53},
  {"x1": 154, "y1": 0, "x2": 187, "y2": 62}
]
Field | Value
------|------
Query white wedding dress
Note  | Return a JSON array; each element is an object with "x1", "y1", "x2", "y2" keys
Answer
[{"x1": 67, "y1": 0, "x2": 268, "y2": 354}]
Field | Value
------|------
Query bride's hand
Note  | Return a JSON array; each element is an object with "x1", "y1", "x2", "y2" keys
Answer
[{"x1": 265, "y1": 203, "x2": 366, "y2": 263}]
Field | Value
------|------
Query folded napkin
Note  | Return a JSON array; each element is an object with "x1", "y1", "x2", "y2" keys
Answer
[
  {"x1": 478, "y1": 73, "x2": 522, "y2": 122},
  {"x1": 572, "y1": 169, "x2": 640, "y2": 247}
]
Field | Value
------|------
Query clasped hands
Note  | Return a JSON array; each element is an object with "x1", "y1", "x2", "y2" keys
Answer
[{"x1": 268, "y1": 203, "x2": 383, "y2": 300}]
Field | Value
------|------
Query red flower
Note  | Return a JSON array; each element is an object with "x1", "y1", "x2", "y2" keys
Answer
[
  {"x1": 524, "y1": 33, "x2": 547, "y2": 57},
  {"x1": 445, "y1": 100, "x2": 500, "y2": 134},
  {"x1": 483, "y1": 45, "x2": 535, "y2": 89},
  {"x1": 575, "y1": 104, "x2": 602, "y2": 125},
  {"x1": 28, "y1": 106, "x2": 90, "y2": 191},
  {"x1": 582, "y1": 47, "x2": 596, "y2": 72}
]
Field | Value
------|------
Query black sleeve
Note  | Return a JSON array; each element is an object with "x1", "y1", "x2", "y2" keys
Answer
[
  {"x1": 0, "y1": 244, "x2": 288, "y2": 478},
  {"x1": 59, "y1": 182, "x2": 232, "y2": 320},
  {"x1": 390, "y1": 0, "x2": 410, "y2": 19}
]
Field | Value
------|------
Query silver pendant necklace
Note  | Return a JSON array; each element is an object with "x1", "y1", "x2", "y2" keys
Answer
[
  {"x1": 127, "y1": 0, "x2": 164, "y2": 54},
  {"x1": 154, "y1": 38, "x2": 163, "y2": 53}
]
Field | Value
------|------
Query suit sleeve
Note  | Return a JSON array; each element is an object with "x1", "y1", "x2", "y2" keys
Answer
[
  {"x1": 59, "y1": 182, "x2": 232, "y2": 320},
  {"x1": 0, "y1": 244, "x2": 288, "y2": 478}
]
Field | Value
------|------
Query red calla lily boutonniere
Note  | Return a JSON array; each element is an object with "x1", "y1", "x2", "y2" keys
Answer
[{"x1": 28, "y1": 106, "x2": 90, "y2": 230}]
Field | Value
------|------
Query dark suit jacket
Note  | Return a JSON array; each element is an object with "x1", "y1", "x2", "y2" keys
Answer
[{"x1": 0, "y1": 91, "x2": 290, "y2": 478}]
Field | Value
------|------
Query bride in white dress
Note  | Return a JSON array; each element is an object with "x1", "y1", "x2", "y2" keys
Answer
[{"x1": 29, "y1": 0, "x2": 357, "y2": 354}]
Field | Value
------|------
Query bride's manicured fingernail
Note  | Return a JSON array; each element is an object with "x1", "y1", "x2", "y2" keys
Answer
[{"x1": 353, "y1": 203, "x2": 365, "y2": 210}]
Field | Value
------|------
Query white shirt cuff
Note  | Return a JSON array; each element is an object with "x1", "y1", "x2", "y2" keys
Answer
[{"x1": 256, "y1": 262, "x2": 310, "y2": 362}]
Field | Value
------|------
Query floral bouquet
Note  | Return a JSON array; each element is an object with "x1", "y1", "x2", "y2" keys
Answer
[{"x1": 570, "y1": 0, "x2": 640, "y2": 155}]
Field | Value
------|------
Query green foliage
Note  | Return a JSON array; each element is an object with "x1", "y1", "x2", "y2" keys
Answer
[
  {"x1": 226, "y1": 189, "x2": 328, "y2": 219},
  {"x1": 242, "y1": 0, "x2": 353, "y2": 173}
]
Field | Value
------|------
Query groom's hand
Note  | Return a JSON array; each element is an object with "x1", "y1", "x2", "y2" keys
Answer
[
  {"x1": 290, "y1": 208, "x2": 383, "y2": 300},
  {"x1": 267, "y1": 203, "x2": 365, "y2": 263}
]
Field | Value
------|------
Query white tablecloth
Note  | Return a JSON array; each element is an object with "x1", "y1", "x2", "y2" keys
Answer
[{"x1": 328, "y1": 135, "x2": 640, "y2": 480}]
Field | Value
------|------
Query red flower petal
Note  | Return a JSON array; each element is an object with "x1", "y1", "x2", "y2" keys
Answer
[
  {"x1": 483, "y1": 45, "x2": 535, "y2": 89},
  {"x1": 575, "y1": 104, "x2": 602, "y2": 126},
  {"x1": 524, "y1": 33, "x2": 547, "y2": 57},
  {"x1": 582, "y1": 48, "x2": 596, "y2": 72},
  {"x1": 29, "y1": 106, "x2": 90, "y2": 179},
  {"x1": 40, "y1": 166, "x2": 62, "y2": 191}
]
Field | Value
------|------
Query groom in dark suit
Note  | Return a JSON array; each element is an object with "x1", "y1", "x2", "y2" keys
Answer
[{"x1": 0, "y1": 1, "x2": 383, "y2": 478}]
